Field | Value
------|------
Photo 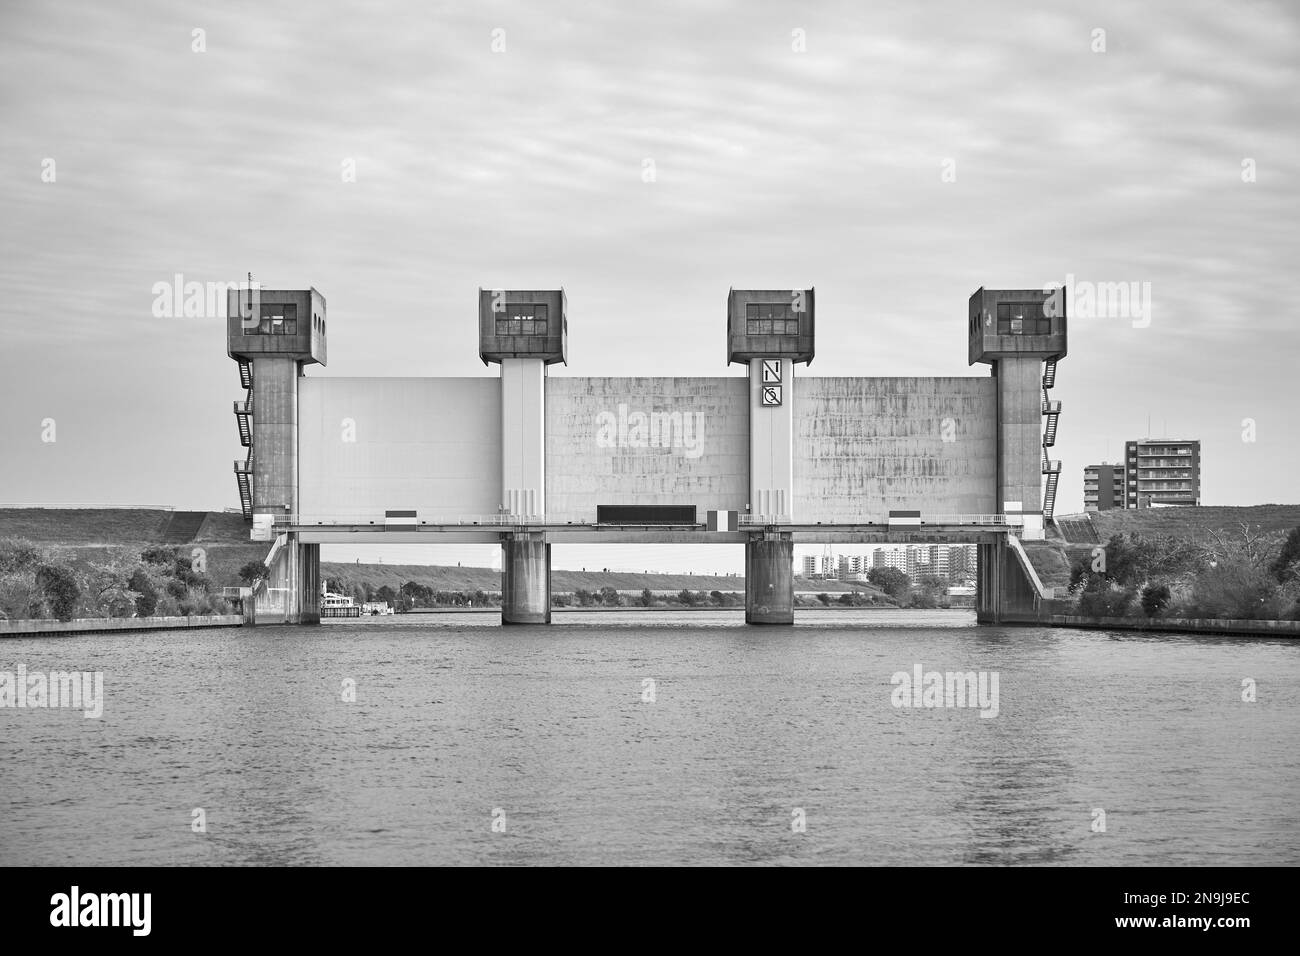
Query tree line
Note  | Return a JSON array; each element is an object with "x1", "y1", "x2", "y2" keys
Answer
[
  {"x1": 1067, "y1": 525, "x2": 1300, "y2": 621},
  {"x1": 1, "y1": 539, "x2": 232, "y2": 622}
]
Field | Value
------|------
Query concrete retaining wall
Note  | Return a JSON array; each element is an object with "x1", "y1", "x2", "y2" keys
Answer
[
  {"x1": 299, "y1": 377, "x2": 501, "y2": 520},
  {"x1": 1, "y1": 615, "x2": 243, "y2": 637},
  {"x1": 545, "y1": 377, "x2": 749, "y2": 519},
  {"x1": 296, "y1": 374, "x2": 1005, "y2": 526},
  {"x1": 794, "y1": 377, "x2": 997, "y2": 521},
  {"x1": 1003, "y1": 613, "x2": 1300, "y2": 637}
]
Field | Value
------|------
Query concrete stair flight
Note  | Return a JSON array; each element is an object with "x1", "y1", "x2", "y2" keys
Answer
[{"x1": 155, "y1": 511, "x2": 207, "y2": 543}]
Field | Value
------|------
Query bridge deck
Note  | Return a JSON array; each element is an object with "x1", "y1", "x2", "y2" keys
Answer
[{"x1": 275, "y1": 517, "x2": 1013, "y2": 545}]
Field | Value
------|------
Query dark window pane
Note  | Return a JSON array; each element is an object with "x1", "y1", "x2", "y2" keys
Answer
[
  {"x1": 259, "y1": 318, "x2": 271, "y2": 333},
  {"x1": 997, "y1": 303, "x2": 1010, "y2": 320},
  {"x1": 747, "y1": 320, "x2": 759, "y2": 335},
  {"x1": 496, "y1": 320, "x2": 509, "y2": 335},
  {"x1": 534, "y1": 304, "x2": 547, "y2": 322},
  {"x1": 284, "y1": 319, "x2": 296, "y2": 334},
  {"x1": 535, "y1": 321, "x2": 547, "y2": 336},
  {"x1": 747, "y1": 304, "x2": 759, "y2": 320},
  {"x1": 786, "y1": 320, "x2": 799, "y2": 335}
]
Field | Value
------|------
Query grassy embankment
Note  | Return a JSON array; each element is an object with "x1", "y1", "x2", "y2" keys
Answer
[
  {"x1": 1026, "y1": 505, "x2": 1300, "y2": 620},
  {"x1": 0, "y1": 508, "x2": 268, "y2": 585},
  {"x1": 0, "y1": 508, "x2": 894, "y2": 601}
]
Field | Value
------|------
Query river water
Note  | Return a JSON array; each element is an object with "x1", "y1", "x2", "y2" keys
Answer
[{"x1": 2, "y1": 609, "x2": 1297, "y2": 866}]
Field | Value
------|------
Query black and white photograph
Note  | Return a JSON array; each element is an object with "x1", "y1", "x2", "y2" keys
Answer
[{"x1": 1, "y1": 0, "x2": 1295, "y2": 937}]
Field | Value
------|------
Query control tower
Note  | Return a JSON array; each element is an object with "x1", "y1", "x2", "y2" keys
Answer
[
  {"x1": 478, "y1": 289, "x2": 568, "y2": 624},
  {"x1": 227, "y1": 285, "x2": 327, "y2": 623},
  {"x1": 967, "y1": 287, "x2": 1067, "y2": 532},
  {"x1": 727, "y1": 288, "x2": 814, "y2": 624}
]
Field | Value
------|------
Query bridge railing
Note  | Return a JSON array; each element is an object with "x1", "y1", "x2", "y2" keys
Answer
[
  {"x1": 276, "y1": 513, "x2": 555, "y2": 527},
  {"x1": 738, "y1": 514, "x2": 793, "y2": 526},
  {"x1": 269, "y1": 512, "x2": 1013, "y2": 529},
  {"x1": 0, "y1": 502, "x2": 176, "y2": 510},
  {"x1": 740, "y1": 514, "x2": 1009, "y2": 526},
  {"x1": 924, "y1": 514, "x2": 1009, "y2": 525}
]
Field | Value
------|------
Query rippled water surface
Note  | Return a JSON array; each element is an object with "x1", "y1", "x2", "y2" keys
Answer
[{"x1": 3, "y1": 609, "x2": 1298, "y2": 865}]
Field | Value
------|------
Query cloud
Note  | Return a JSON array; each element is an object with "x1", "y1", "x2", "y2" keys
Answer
[{"x1": 0, "y1": 0, "x2": 1295, "y2": 545}]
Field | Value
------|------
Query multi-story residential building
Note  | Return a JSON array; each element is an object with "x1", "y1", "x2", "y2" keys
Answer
[
  {"x1": 820, "y1": 554, "x2": 839, "y2": 580},
  {"x1": 926, "y1": 545, "x2": 950, "y2": 578},
  {"x1": 1123, "y1": 439, "x2": 1201, "y2": 508},
  {"x1": 946, "y1": 544, "x2": 976, "y2": 583},
  {"x1": 872, "y1": 548, "x2": 908, "y2": 573},
  {"x1": 801, "y1": 555, "x2": 818, "y2": 578},
  {"x1": 1083, "y1": 462, "x2": 1125, "y2": 511},
  {"x1": 905, "y1": 549, "x2": 930, "y2": 579}
]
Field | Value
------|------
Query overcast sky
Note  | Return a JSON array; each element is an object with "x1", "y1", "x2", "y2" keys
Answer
[{"x1": 1, "y1": 0, "x2": 1296, "y2": 573}]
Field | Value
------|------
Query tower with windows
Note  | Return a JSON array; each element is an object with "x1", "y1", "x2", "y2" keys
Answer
[
  {"x1": 968, "y1": 287, "x2": 1067, "y2": 531},
  {"x1": 226, "y1": 285, "x2": 327, "y2": 623},
  {"x1": 727, "y1": 288, "x2": 815, "y2": 623},
  {"x1": 478, "y1": 289, "x2": 568, "y2": 623}
]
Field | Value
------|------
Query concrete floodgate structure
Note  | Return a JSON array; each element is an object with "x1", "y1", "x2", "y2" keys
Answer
[{"x1": 227, "y1": 285, "x2": 1067, "y2": 625}]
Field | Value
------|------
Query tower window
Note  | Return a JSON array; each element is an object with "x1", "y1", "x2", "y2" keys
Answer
[
  {"x1": 996, "y1": 301, "x2": 1050, "y2": 334},
  {"x1": 243, "y1": 303, "x2": 298, "y2": 335},
  {"x1": 497, "y1": 303, "x2": 551, "y2": 335},
  {"x1": 746, "y1": 303, "x2": 798, "y2": 336}
]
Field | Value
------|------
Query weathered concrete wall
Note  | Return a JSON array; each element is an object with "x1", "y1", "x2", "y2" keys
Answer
[
  {"x1": 1000, "y1": 614, "x2": 1300, "y2": 637},
  {"x1": 501, "y1": 359, "x2": 545, "y2": 516},
  {"x1": 0, "y1": 615, "x2": 243, "y2": 636},
  {"x1": 794, "y1": 377, "x2": 997, "y2": 521},
  {"x1": 252, "y1": 356, "x2": 299, "y2": 515},
  {"x1": 299, "y1": 377, "x2": 501, "y2": 520},
  {"x1": 746, "y1": 532, "x2": 794, "y2": 624},
  {"x1": 996, "y1": 357, "x2": 1044, "y2": 513},
  {"x1": 297, "y1": 374, "x2": 1004, "y2": 525},
  {"x1": 750, "y1": 359, "x2": 794, "y2": 519},
  {"x1": 501, "y1": 533, "x2": 550, "y2": 624},
  {"x1": 545, "y1": 377, "x2": 749, "y2": 520}
]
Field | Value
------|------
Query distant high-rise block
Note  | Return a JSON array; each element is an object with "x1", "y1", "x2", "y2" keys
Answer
[
  {"x1": 1123, "y1": 439, "x2": 1201, "y2": 508},
  {"x1": 1083, "y1": 462, "x2": 1124, "y2": 511}
]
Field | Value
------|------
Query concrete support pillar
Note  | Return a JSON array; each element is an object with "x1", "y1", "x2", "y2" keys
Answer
[
  {"x1": 297, "y1": 542, "x2": 320, "y2": 624},
  {"x1": 745, "y1": 532, "x2": 794, "y2": 624},
  {"x1": 269, "y1": 534, "x2": 320, "y2": 625},
  {"x1": 251, "y1": 356, "x2": 300, "y2": 517},
  {"x1": 502, "y1": 532, "x2": 551, "y2": 624},
  {"x1": 994, "y1": 357, "x2": 1043, "y2": 517},
  {"x1": 976, "y1": 536, "x2": 1044, "y2": 624},
  {"x1": 976, "y1": 540, "x2": 1002, "y2": 624},
  {"x1": 748, "y1": 358, "x2": 794, "y2": 521},
  {"x1": 501, "y1": 358, "x2": 546, "y2": 517}
]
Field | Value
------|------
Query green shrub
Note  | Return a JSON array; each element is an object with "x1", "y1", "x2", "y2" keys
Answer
[
  {"x1": 140, "y1": 546, "x2": 176, "y2": 566},
  {"x1": 1270, "y1": 527, "x2": 1300, "y2": 583},
  {"x1": 129, "y1": 568, "x2": 158, "y2": 617},
  {"x1": 1185, "y1": 562, "x2": 1285, "y2": 620},
  {"x1": 1077, "y1": 586, "x2": 1135, "y2": 619},
  {"x1": 0, "y1": 538, "x2": 43, "y2": 575},
  {"x1": 35, "y1": 564, "x2": 80, "y2": 621},
  {"x1": 1140, "y1": 584, "x2": 1171, "y2": 617},
  {"x1": 237, "y1": 560, "x2": 268, "y2": 586}
]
